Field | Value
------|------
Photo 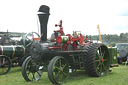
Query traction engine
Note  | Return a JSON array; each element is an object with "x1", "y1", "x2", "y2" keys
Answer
[{"x1": 22, "y1": 5, "x2": 111, "y2": 84}]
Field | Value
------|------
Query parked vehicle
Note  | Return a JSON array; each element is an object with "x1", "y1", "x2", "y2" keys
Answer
[
  {"x1": 0, "y1": 31, "x2": 40, "y2": 75},
  {"x1": 115, "y1": 43, "x2": 128, "y2": 64}
]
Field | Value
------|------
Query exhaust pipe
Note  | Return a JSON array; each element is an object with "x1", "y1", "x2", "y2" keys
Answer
[{"x1": 38, "y1": 5, "x2": 50, "y2": 41}]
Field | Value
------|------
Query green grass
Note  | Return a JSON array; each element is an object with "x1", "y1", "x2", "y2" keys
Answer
[{"x1": 0, "y1": 65, "x2": 128, "y2": 85}]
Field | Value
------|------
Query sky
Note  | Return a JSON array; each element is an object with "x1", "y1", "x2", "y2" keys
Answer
[{"x1": 0, "y1": 0, "x2": 128, "y2": 38}]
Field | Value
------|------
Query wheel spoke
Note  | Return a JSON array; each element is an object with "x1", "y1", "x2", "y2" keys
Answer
[
  {"x1": 102, "y1": 63, "x2": 106, "y2": 72},
  {"x1": 32, "y1": 73, "x2": 35, "y2": 80},
  {"x1": 3, "y1": 61, "x2": 8, "y2": 65},
  {"x1": 37, "y1": 71, "x2": 42, "y2": 77},
  {"x1": 95, "y1": 60, "x2": 100, "y2": 62},
  {"x1": 96, "y1": 63, "x2": 100, "y2": 70},
  {"x1": 62, "y1": 64, "x2": 67, "y2": 69},
  {"x1": 102, "y1": 51, "x2": 105, "y2": 57},
  {"x1": 4, "y1": 65, "x2": 9, "y2": 67},
  {"x1": 59, "y1": 73, "x2": 63, "y2": 81},
  {"x1": 55, "y1": 66, "x2": 59, "y2": 70},
  {"x1": 96, "y1": 52, "x2": 100, "y2": 58},
  {"x1": 2, "y1": 58, "x2": 5, "y2": 64},
  {"x1": 26, "y1": 42, "x2": 33, "y2": 47},
  {"x1": 54, "y1": 71, "x2": 61, "y2": 79},
  {"x1": 59, "y1": 59, "x2": 61, "y2": 67},
  {"x1": 26, "y1": 37, "x2": 32, "y2": 41},
  {"x1": 99, "y1": 47, "x2": 102, "y2": 56},
  {"x1": 62, "y1": 71, "x2": 68, "y2": 76},
  {"x1": 100, "y1": 64, "x2": 102, "y2": 73}
]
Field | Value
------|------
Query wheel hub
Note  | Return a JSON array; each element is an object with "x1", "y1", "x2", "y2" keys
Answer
[
  {"x1": 99, "y1": 56, "x2": 104, "y2": 63},
  {"x1": 29, "y1": 65, "x2": 39, "y2": 72},
  {"x1": 59, "y1": 67, "x2": 63, "y2": 72},
  {"x1": 101, "y1": 59, "x2": 104, "y2": 62}
]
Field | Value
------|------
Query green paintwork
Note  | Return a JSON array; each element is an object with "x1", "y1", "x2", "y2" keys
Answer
[
  {"x1": 61, "y1": 36, "x2": 69, "y2": 43},
  {"x1": 95, "y1": 45, "x2": 110, "y2": 76},
  {"x1": 108, "y1": 48, "x2": 117, "y2": 64},
  {"x1": 0, "y1": 45, "x2": 25, "y2": 58},
  {"x1": 48, "y1": 56, "x2": 69, "y2": 84}
]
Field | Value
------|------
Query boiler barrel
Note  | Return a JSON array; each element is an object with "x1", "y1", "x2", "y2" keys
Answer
[{"x1": 0, "y1": 45, "x2": 25, "y2": 58}]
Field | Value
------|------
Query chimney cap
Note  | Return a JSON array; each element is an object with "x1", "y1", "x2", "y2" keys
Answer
[{"x1": 38, "y1": 5, "x2": 50, "y2": 14}]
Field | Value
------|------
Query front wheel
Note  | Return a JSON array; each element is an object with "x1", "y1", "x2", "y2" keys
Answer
[
  {"x1": 22, "y1": 56, "x2": 43, "y2": 81},
  {"x1": 48, "y1": 56, "x2": 69, "y2": 84}
]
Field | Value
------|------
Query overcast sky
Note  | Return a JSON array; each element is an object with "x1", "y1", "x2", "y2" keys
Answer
[{"x1": 0, "y1": 0, "x2": 128, "y2": 37}]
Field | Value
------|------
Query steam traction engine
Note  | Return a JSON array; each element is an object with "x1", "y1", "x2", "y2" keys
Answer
[
  {"x1": 22, "y1": 5, "x2": 111, "y2": 84},
  {"x1": 0, "y1": 31, "x2": 40, "y2": 75}
]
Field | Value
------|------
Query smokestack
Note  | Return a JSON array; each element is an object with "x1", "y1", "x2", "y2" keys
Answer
[{"x1": 38, "y1": 5, "x2": 50, "y2": 41}]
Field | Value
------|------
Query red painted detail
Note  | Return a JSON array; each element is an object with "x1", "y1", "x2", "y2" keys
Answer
[
  {"x1": 62, "y1": 43, "x2": 69, "y2": 51},
  {"x1": 66, "y1": 34, "x2": 72, "y2": 41},
  {"x1": 73, "y1": 41, "x2": 77, "y2": 50},
  {"x1": 101, "y1": 59, "x2": 104, "y2": 62},
  {"x1": 67, "y1": 41, "x2": 71, "y2": 44},
  {"x1": 48, "y1": 47, "x2": 61, "y2": 49},
  {"x1": 78, "y1": 34, "x2": 84, "y2": 45},
  {"x1": 53, "y1": 20, "x2": 91, "y2": 51},
  {"x1": 55, "y1": 20, "x2": 63, "y2": 36},
  {"x1": 84, "y1": 38, "x2": 89, "y2": 42},
  {"x1": 56, "y1": 36, "x2": 62, "y2": 43},
  {"x1": 34, "y1": 38, "x2": 40, "y2": 41},
  {"x1": 72, "y1": 37, "x2": 78, "y2": 41},
  {"x1": 83, "y1": 43, "x2": 91, "y2": 45}
]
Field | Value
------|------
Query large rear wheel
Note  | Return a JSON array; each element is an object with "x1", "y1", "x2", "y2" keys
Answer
[
  {"x1": 48, "y1": 56, "x2": 69, "y2": 84},
  {"x1": 85, "y1": 43, "x2": 110, "y2": 77}
]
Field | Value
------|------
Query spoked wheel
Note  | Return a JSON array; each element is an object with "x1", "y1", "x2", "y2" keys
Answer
[
  {"x1": 48, "y1": 56, "x2": 69, "y2": 84},
  {"x1": 22, "y1": 56, "x2": 43, "y2": 81},
  {"x1": 0, "y1": 55, "x2": 12, "y2": 75},
  {"x1": 23, "y1": 32, "x2": 40, "y2": 48},
  {"x1": 85, "y1": 43, "x2": 110, "y2": 77}
]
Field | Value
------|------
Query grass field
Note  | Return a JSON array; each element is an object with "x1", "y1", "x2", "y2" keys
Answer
[{"x1": 0, "y1": 65, "x2": 128, "y2": 85}]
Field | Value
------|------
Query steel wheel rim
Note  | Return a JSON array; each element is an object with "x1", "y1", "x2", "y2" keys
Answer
[
  {"x1": 23, "y1": 57, "x2": 43, "y2": 81},
  {"x1": 53, "y1": 58, "x2": 69, "y2": 84},
  {"x1": 0, "y1": 56, "x2": 11, "y2": 75},
  {"x1": 50, "y1": 56, "x2": 69, "y2": 84},
  {"x1": 95, "y1": 45, "x2": 110, "y2": 76}
]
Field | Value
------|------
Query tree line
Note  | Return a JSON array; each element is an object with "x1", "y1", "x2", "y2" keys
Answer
[{"x1": 90, "y1": 32, "x2": 128, "y2": 46}]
